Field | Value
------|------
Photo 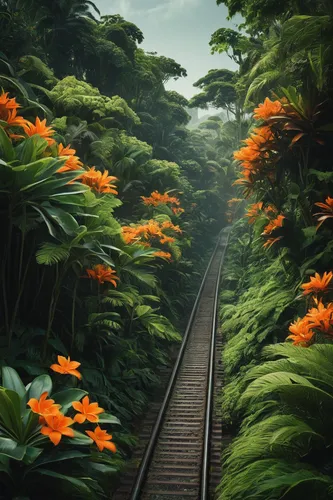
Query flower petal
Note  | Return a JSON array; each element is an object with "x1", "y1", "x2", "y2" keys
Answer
[
  {"x1": 68, "y1": 369, "x2": 82, "y2": 380},
  {"x1": 27, "y1": 398, "x2": 39, "y2": 413},
  {"x1": 86, "y1": 414, "x2": 100, "y2": 423},
  {"x1": 72, "y1": 401, "x2": 83, "y2": 412},
  {"x1": 61, "y1": 427, "x2": 75, "y2": 438},
  {"x1": 102, "y1": 441, "x2": 117, "y2": 453},
  {"x1": 74, "y1": 413, "x2": 86, "y2": 424},
  {"x1": 50, "y1": 364, "x2": 65, "y2": 374},
  {"x1": 49, "y1": 431, "x2": 62, "y2": 446}
]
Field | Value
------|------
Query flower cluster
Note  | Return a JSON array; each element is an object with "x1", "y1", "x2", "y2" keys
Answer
[
  {"x1": 141, "y1": 191, "x2": 184, "y2": 215},
  {"x1": 0, "y1": 91, "x2": 118, "y2": 195},
  {"x1": 122, "y1": 219, "x2": 181, "y2": 249},
  {"x1": 85, "y1": 264, "x2": 119, "y2": 286},
  {"x1": 287, "y1": 272, "x2": 333, "y2": 346},
  {"x1": 27, "y1": 355, "x2": 117, "y2": 451}
]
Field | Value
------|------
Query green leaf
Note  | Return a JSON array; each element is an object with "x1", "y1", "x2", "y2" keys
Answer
[
  {"x1": 0, "y1": 389, "x2": 22, "y2": 437},
  {"x1": 28, "y1": 450, "x2": 89, "y2": 470},
  {"x1": 98, "y1": 413, "x2": 121, "y2": 425},
  {"x1": 51, "y1": 389, "x2": 87, "y2": 414},
  {"x1": 2, "y1": 367, "x2": 26, "y2": 399},
  {"x1": 71, "y1": 430, "x2": 93, "y2": 446},
  {"x1": 0, "y1": 127, "x2": 15, "y2": 161},
  {"x1": 0, "y1": 437, "x2": 26, "y2": 461},
  {"x1": 27, "y1": 375, "x2": 52, "y2": 401},
  {"x1": 34, "y1": 470, "x2": 92, "y2": 495},
  {"x1": 22, "y1": 446, "x2": 43, "y2": 465},
  {"x1": 40, "y1": 205, "x2": 79, "y2": 235},
  {"x1": 136, "y1": 305, "x2": 152, "y2": 317},
  {"x1": 308, "y1": 169, "x2": 333, "y2": 182}
]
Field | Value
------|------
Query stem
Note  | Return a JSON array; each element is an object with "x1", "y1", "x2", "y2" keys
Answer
[
  {"x1": 71, "y1": 278, "x2": 79, "y2": 350},
  {"x1": 8, "y1": 246, "x2": 34, "y2": 346},
  {"x1": 43, "y1": 264, "x2": 66, "y2": 360}
]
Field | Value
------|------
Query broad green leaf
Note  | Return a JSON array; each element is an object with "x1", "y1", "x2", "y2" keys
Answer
[
  {"x1": 28, "y1": 450, "x2": 89, "y2": 470},
  {"x1": 2, "y1": 367, "x2": 26, "y2": 399},
  {"x1": 136, "y1": 305, "x2": 152, "y2": 317},
  {"x1": 41, "y1": 205, "x2": 79, "y2": 235},
  {"x1": 22, "y1": 446, "x2": 43, "y2": 465},
  {"x1": 51, "y1": 389, "x2": 87, "y2": 414},
  {"x1": 0, "y1": 127, "x2": 15, "y2": 161},
  {"x1": 0, "y1": 437, "x2": 26, "y2": 461},
  {"x1": 34, "y1": 470, "x2": 92, "y2": 495},
  {"x1": 98, "y1": 413, "x2": 121, "y2": 425},
  {"x1": 27, "y1": 375, "x2": 52, "y2": 401},
  {"x1": 71, "y1": 430, "x2": 93, "y2": 446},
  {"x1": 0, "y1": 389, "x2": 22, "y2": 438}
]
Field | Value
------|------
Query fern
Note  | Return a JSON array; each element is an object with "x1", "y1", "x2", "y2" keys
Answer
[{"x1": 36, "y1": 243, "x2": 70, "y2": 265}]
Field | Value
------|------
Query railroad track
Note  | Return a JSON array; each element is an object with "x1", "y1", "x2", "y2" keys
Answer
[{"x1": 113, "y1": 229, "x2": 229, "y2": 500}]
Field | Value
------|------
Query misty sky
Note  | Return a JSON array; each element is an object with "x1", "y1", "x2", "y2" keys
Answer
[{"x1": 94, "y1": 0, "x2": 241, "y2": 100}]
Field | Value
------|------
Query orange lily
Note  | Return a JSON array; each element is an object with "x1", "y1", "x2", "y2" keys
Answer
[
  {"x1": 287, "y1": 317, "x2": 314, "y2": 346},
  {"x1": 253, "y1": 97, "x2": 284, "y2": 121},
  {"x1": 245, "y1": 202, "x2": 263, "y2": 224},
  {"x1": 57, "y1": 143, "x2": 83, "y2": 172},
  {"x1": 306, "y1": 299, "x2": 333, "y2": 333},
  {"x1": 40, "y1": 413, "x2": 74, "y2": 445},
  {"x1": 28, "y1": 392, "x2": 61, "y2": 417},
  {"x1": 85, "y1": 264, "x2": 119, "y2": 286},
  {"x1": 72, "y1": 396, "x2": 104, "y2": 424},
  {"x1": 22, "y1": 117, "x2": 55, "y2": 146},
  {"x1": 262, "y1": 214, "x2": 285, "y2": 235},
  {"x1": 86, "y1": 426, "x2": 117, "y2": 453},
  {"x1": 79, "y1": 167, "x2": 118, "y2": 194},
  {"x1": 314, "y1": 197, "x2": 333, "y2": 228},
  {"x1": 301, "y1": 272, "x2": 333, "y2": 296},
  {"x1": 50, "y1": 355, "x2": 82, "y2": 379}
]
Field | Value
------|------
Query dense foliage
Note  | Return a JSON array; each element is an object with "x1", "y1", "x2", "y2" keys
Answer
[
  {"x1": 0, "y1": 1, "x2": 232, "y2": 497},
  {"x1": 210, "y1": 0, "x2": 333, "y2": 498}
]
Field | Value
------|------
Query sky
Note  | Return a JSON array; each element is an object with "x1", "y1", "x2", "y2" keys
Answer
[{"x1": 93, "y1": 0, "x2": 241, "y2": 101}]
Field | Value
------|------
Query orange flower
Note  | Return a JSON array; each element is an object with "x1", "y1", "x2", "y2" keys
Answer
[
  {"x1": 161, "y1": 220, "x2": 182, "y2": 233},
  {"x1": 264, "y1": 204, "x2": 278, "y2": 217},
  {"x1": 40, "y1": 413, "x2": 74, "y2": 445},
  {"x1": 301, "y1": 272, "x2": 333, "y2": 296},
  {"x1": 306, "y1": 299, "x2": 333, "y2": 333},
  {"x1": 262, "y1": 214, "x2": 285, "y2": 235},
  {"x1": 141, "y1": 191, "x2": 181, "y2": 207},
  {"x1": 86, "y1": 426, "x2": 116, "y2": 453},
  {"x1": 153, "y1": 251, "x2": 172, "y2": 260},
  {"x1": 227, "y1": 198, "x2": 243, "y2": 207},
  {"x1": 50, "y1": 355, "x2": 82, "y2": 379},
  {"x1": 28, "y1": 392, "x2": 61, "y2": 417},
  {"x1": 22, "y1": 117, "x2": 55, "y2": 146},
  {"x1": 72, "y1": 396, "x2": 104, "y2": 424},
  {"x1": 263, "y1": 236, "x2": 283, "y2": 249},
  {"x1": 253, "y1": 97, "x2": 284, "y2": 121},
  {"x1": 172, "y1": 207, "x2": 184, "y2": 215},
  {"x1": 57, "y1": 143, "x2": 83, "y2": 172},
  {"x1": 245, "y1": 202, "x2": 263, "y2": 224},
  {"x1": 79, "y1": 167, "x2": 118, "y2": 194},
  {"x1": 0, "y1": 91, "x2": 20, "y2": 113},
  {"x1": 287, "y1": 317, "x2": 315, "y2": 346},
  {"x1": 160, "y1": 235, "x2": 175, "y2": 244},
  {"x1": 314, "y1": 197, "x2": 333, "y2": 228},
  {"x1": 85, "y1": 264, "x2": 119, "y2": 286}
]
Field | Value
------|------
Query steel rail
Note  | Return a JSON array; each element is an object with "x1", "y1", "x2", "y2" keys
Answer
[
  {"x1": 200, "y1": 228, "x2": 230, "y2": 499},
  {"x1": 129, "y1": 230, "x2": 225, "y2": 500}
]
